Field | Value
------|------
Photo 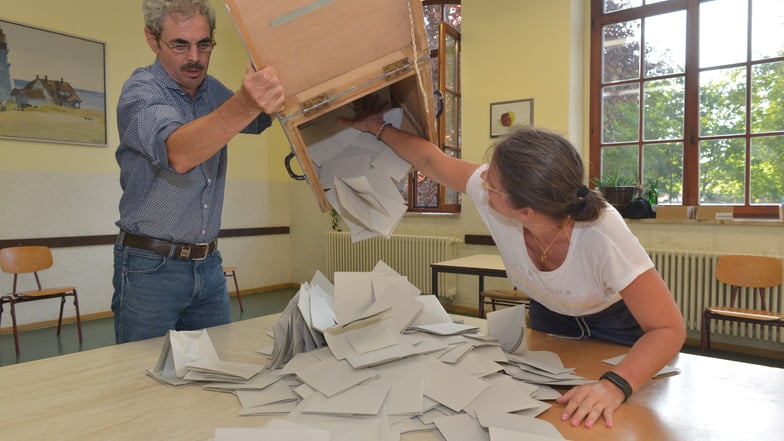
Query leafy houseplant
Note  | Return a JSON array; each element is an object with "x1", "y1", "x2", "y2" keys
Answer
[
  {"x1": 592, "y1": 173, "x2": 638, "y2": 208},
  {"x1": 641, "y1": 177, "x2": 660, "y2": 206}
]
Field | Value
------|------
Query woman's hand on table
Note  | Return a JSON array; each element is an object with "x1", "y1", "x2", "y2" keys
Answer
[{"x1": 556, "y1": 380, "x2": 626, "y2": 428}]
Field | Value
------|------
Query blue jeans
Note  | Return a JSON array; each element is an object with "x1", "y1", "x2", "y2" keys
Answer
[
  {"x1": 529, "y1": 299, "x2": 644, "y2": 346},
  {"x1": 112, "y1": 242, "x2": 231, "y2": 344}
]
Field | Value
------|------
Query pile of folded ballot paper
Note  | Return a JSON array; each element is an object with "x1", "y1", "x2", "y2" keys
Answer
[{"x1": 149, "y1": 261, "x2": 593, "y2": 441}]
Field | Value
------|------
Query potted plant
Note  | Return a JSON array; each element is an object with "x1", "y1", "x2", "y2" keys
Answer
[
  {"x1": 592, "y1": 172, "x2": 638, "y2": 208},
  {"x1": 640, "y1": 177, "x2": 660, "y2": 207}
]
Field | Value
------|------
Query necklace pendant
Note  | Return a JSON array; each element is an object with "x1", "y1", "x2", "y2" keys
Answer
[{"x1": 540, "y1": 254, "x2": 547, "y2": 262}]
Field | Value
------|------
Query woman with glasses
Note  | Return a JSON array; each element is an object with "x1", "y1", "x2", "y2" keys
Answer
[
  {"x1": 112, "y1": 0, "x2": 285, "y2": 344},
  {"x1": 339, "y1": 98, "x2": 686, "y2": 430}
]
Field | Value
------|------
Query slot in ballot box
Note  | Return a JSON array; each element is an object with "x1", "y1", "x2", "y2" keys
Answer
[{"x1": 224, "y1": 0, "x2": 439, "y2": 212}]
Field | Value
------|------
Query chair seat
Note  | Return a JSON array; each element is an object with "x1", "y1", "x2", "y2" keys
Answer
[
  {"x1": 482, "y1": 289, "x2": 530, "y2": 302},
  {"x1": 9, "y1": 286, "x2": 77, "y2": 298},
  {"x1": 479, "y1": 289, "x2": 530, "y2": 318},
  {"x1": 706, "y1": 306, "x2": 783, "y2": 321}
]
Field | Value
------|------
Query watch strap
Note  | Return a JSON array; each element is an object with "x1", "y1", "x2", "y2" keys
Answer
[{"x1": 600, "y1": 371, "x2": 633, "y2": 402}]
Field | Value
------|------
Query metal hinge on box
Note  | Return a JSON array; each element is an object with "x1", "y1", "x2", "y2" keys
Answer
[
  {"x1": 299, "y1": 58, "x2": 413, "y2": 116},
  {"x1": 300, "y1": 93, "x2": 331, "y2": 115},
  {"x1": 382, "y1": 58, "x2": 410, "y2": 80}
]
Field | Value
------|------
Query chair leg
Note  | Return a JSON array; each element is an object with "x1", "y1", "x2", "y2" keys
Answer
[
  {"x1": 72, "y1": 290, "x2": 83, "y2": 344},
  {"x1": 226, "y1": 270, "x2": 243, "y2": 313},
  {"x1": 478, "y1": 292, "x2": 486, "y2": 318},
  {"x1": 701, "y1": 310, "x2": 711, "y2": 353},
  {"x1": 10, "y1": 300, "x2": 20, "y2": 356},
  {"x1": 57, "y1": 296, "x2": 66, "y2": 336}
]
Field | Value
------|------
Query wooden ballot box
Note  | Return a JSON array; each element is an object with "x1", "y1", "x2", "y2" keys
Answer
[{"x1": 224, "y1": 0, "x2": 439, "y2": 212}]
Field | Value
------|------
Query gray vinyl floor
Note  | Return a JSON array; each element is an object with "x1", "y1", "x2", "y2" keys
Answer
[
  {"x1": 0, "y1": 288, "x2": 298, "y2": 368},
  {"x1": 2, "y1": 287, "x2": 782, "y2": 369}
]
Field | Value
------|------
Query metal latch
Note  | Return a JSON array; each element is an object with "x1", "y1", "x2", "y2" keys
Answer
[
  {"x1": 382, "y1": 58, "x2": 410, "y2": 80},
  {"x1": 300, "y1": 93, "x2": 331, "y2": 115}
]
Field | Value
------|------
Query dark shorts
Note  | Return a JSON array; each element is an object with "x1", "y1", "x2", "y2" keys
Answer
[{"x1": 529, "y1": 299, "x2": 644, "y2": 346}]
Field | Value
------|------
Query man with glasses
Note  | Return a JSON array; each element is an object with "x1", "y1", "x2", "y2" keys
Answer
[{"x1": 112, "y1": 0, "x2": 285, "y2": 343}]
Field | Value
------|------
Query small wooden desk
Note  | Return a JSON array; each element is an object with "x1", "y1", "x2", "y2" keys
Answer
[
  {"x1": 430, "y1": 254, "x2": 507, "y2": 308},
  {"x1": 1, "y1": 315, "x2": 782, "y2": 441}
]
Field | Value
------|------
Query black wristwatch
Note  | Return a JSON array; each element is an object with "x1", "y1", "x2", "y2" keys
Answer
[{"x1": 600, "y1": 371, "x2": 633, "y2": 402}]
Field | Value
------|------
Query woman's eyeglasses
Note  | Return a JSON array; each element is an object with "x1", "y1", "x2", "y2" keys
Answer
[{"x1": 480, "y1": 169, "x2": 507, "y2": 197}]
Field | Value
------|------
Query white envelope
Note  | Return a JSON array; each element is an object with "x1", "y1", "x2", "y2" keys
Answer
[
  {"x1": 487, "y1": 304, "x2": 527, "y2": 354},
  {"x1": 146, "y1": 329, "x2": 219, "y2": 385}
]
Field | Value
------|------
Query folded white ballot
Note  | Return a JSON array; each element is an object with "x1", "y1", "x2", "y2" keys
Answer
[
  {"x1": 487, "y1": 304, "x2": 528, "y2": 355},
  {"x1": 146, "y1": 329, "x2": 219, "y2": 386}
]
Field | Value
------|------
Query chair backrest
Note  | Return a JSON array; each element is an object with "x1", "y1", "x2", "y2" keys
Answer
[
  {"x1": 0, "y1": 246, "x2": 54, "y2": 275},
  {"x1": 716, "y1": 255, "x2": 783, "y2": 289}
]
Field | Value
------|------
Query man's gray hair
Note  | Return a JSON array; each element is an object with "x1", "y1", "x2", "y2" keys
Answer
[{"x1": 143, "y1": 0, "x2": 216, "y2": 37}]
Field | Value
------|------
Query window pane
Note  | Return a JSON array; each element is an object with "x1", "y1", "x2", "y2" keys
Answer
[
  {"x1": 700, "y1": 0, "x2": 748, "y2": 68},
  {"x1": 602, "y1": 19, "x2": 641, "y2": 83},
  {"x1": 644, "y1": 11, "x2": 686, "y2": 77},
  {"x1": 643, "y1": 77, "x2": 684, "y2": 141},
  {"x1": 445, "y1": 148, "x2": 460, "y2": 205},
  {"x1": 600, "y1": 144, "x2": 639, "y2": 183},
  {"x1": 396, "y1": 176, "x2": 409, "y2": 204},
  {"x1": 751, "y1": 0, "x2": 784, "y2": 60},
  {"x1": 430, "y1": 57, "x2": 439, "y2": 95},
  {"x1": 414, "y1": 172, "x2": 439, "y2": 208},
  {"x1": 751, "y1": 60, "x2": 784, "y2": 134},
  {"x1": 643, "y1": 142, "x2": 683, "y2": 204},
  {"x1": 604, "y1": 0, "x2": 642, "y2": 13},
  {"x1": 424, "y1": 5, "x2": 442, "y2": 51},
  {"x1": 602, "y1": 83, "x2": 640, "y2": 143},
  {"x1": 750, "y1": 135, "x2": 784, "y2": 204},
  {"x1": 444, "y1": 91, "x2": 458, "y2": 147},
  {"x1": 699, "y1": 138, "x2": 745, "y2": 204},
  {"x1": 444, "y1": 4, "x2": 462, "y2": 32},
  {"x1": 699, "y1": 67, "x2": 746, "y2": 137},
  {"x1": 444, "y1": 33, "x2": 458, "y2": 90}
]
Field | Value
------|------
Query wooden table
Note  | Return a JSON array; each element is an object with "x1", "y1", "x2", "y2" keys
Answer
[
  {"x1": 430, "y1": 254, "x2": 507, "y2": 309},
  {"x1": 1, "y1": 314, "x2": 782, "y2": 441}
]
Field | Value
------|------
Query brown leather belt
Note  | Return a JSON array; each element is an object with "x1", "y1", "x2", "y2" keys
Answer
[{"x1": 121, "y1": 232, "x2": 216, "y2": 260}]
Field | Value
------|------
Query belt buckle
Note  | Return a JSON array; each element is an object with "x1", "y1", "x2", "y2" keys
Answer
[{"x1": 179, "y1": 243, "x2": 209, "y2": 260}]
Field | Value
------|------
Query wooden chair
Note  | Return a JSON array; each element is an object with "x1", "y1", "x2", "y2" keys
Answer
[
  {"x1": 478, "y1": 288, "x2": 530, "y2": 318},
  {"x1": 223, "y1": 266, "x2": 244, "y2": 313},
  {"x1": 0, "y1": 246, "x2": 83, "y2": 356},
  {"x1": 701, "y1": 254, "x2": 784, "y2": 353}
]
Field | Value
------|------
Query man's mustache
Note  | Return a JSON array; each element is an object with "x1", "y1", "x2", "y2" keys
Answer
[{"x1": 181, "y1": 62, "x2": 204, "y2": 71}]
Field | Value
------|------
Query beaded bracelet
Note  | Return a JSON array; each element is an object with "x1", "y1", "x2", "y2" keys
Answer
[{"x1": 375, "y1": 122, "x2": 392, "y2": 141}]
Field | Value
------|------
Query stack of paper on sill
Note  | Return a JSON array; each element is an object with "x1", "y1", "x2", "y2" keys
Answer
[
  {"x1": 154, "y1": 262, "x2": 608, "y2": 440},
  {"x1": 307, "y1": 107, "x2": 411, "y2": 242}
]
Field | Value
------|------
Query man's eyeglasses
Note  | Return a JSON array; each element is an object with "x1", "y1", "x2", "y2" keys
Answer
[
  {"x1": 480, "y1": 169, "x2": 507, "y2": 197},
  {"x1": 159, "y1": 39, "x2": 216, "y2": 54}
]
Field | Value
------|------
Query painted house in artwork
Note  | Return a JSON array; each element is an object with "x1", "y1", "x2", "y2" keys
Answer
[
  {"x1": 0, "y1": 26, "x2": 82, "y2": 110},
  {"x1": 11, "y1": 74, "x2": 82, "y2": 109}
]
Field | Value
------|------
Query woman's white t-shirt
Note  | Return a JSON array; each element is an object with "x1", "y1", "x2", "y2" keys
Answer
[{"x1": 466, "y1": 164, "x2": 654, "y2": 316}]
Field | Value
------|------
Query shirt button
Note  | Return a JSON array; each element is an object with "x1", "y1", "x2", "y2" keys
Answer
[
  {"x1": 203, "y1": 204, "x2": 209, "y2": 209},
  {"x1": 201, "y1": 230, "x2": 206, "y2": 235}
]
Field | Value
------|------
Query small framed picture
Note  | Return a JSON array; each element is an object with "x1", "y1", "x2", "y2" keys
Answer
[{"x1": 489, "y1": 98, "x2": 533, "y2": 138}]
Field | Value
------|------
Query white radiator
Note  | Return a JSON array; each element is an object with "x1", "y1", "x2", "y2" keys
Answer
[
  {"x1": 648, "y1": 249, "x2": 784, "y2": 343},
  {"x1": 325, "y1": 232, "x2": 461, "y2": 297}
]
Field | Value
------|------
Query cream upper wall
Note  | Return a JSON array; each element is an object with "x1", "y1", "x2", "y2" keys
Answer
[{"x1": 0, "y1": 0, "x2": 290, "y2": 180}]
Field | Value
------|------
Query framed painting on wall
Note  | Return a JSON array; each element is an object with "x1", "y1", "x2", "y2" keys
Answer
[
  {"x1": 0, "y1": 18, "x2": 107, "y2": 146},
  {"x1": 489, "y1": 98, "x2": 533, "y2": 138}
]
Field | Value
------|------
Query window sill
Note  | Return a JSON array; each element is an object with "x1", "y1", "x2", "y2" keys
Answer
[{"x1": 628, "y1": 218, "x2": 784, "y2": 227}]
